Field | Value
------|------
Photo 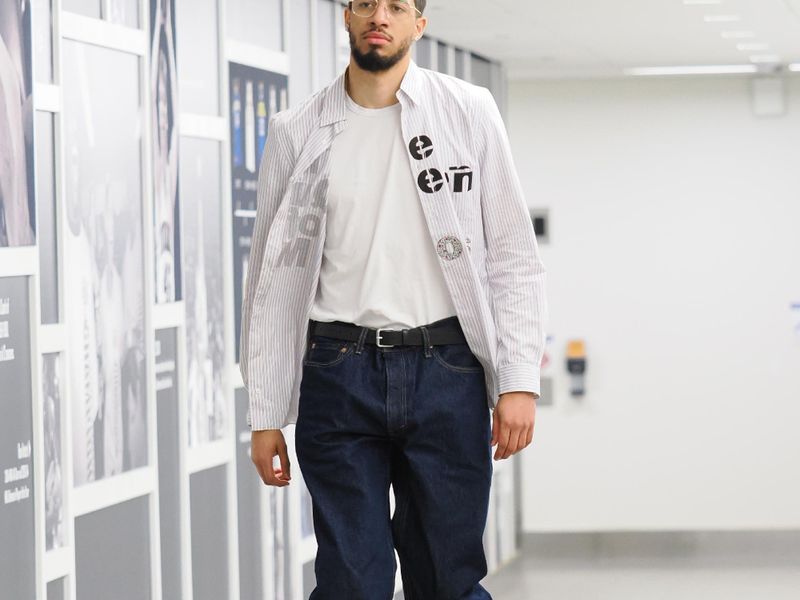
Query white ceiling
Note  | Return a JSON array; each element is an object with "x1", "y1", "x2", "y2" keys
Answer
[{"x1": 421, "y1": 0, "x2": 800, "y2": 79}]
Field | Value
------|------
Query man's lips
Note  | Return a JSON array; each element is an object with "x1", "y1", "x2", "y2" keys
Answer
[{"x1": 365, "y1": 33, "x2": 390, "y2": 44}]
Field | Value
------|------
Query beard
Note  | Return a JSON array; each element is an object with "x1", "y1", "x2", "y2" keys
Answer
[{"x1": 349, "y1": 28, "x2": 412, "y2": 72}]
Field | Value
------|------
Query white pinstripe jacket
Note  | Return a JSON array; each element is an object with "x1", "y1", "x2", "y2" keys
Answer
[{"x1": 240, "y1": 58, "x2": 547, "y2": 430}]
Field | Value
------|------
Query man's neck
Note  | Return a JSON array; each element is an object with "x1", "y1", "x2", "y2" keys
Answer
[{"x1": 345, "y1": 57, "x2": 410, "y2": 109}]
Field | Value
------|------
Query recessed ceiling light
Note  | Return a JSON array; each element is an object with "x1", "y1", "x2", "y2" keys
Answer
[
  {"x1": 736, "y1": 43, "x2": 769, "y2": 51},
  {"x1": 683, "y1": 0, "x2": 723, "y2": 4},
  {"x1": 720, "y1": 31, "x2": 756, "y2": 39},
  {"x1": 789, "y1": 64, "x2": 800, "y2": 72},
  {"x1": 625, "y1": 64, "x2": 758, "y2": 76},
  {"x1": 704, "y1": 14, "x2": 741, "y2": 22},
  {"x1": 749, "y1": 54, "x2": 782, "y2": 63}
]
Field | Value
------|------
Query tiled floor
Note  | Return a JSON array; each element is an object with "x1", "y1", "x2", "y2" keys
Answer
[{"x1": 481, "y1": 532, "x2": 800, "y2": 600}]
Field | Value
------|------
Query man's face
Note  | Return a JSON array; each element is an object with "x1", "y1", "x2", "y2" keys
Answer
[{"x1": 346, "y1": 1, "x2": 424, "y2": 72}]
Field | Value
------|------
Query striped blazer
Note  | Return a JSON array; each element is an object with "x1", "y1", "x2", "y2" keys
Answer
[{"x1": 240, "y1": 58, "x2": 547, "y2": 430}]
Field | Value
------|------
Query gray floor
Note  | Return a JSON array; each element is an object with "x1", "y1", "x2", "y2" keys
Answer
[{"x1": 481, "y1": 531, "x2": 800, "y2": 600}]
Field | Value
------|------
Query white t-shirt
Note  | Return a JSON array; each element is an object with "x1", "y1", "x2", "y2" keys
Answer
[{"x1": 308, "y1": 91, "x2": 457, "y2": 329}]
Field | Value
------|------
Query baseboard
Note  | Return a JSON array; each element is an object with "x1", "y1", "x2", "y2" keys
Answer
[{"x1": 518, "y1": 530, "x2": 800, "y2": 565}]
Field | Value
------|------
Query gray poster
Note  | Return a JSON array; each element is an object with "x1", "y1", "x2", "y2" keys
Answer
[
  {"x1": 46, "y1": 577, "x2": 66, "y2": 600},
  {"x1": 151, "y1": 0, "x2": 181, "y2": 303},
  {"x1": 155, "y1": 328, "x2": 181, "y2": 600},
  {"x1": 0, "y1": 1, "x2": 36, "y2": 247},
  {"x1": 0, "y1": 276, "x2": 35, "y2": 599},
  {"x1": 62, "y1": 39, "x2": 148, "y2": 486},
  {"x1": 236, "y1": 388, "x2": 263, "y2": 600},
  {"x1": 36, "y1": 111, "x2": 58, "y2": 324},
  {"x1": 43, "y1": 352, "x2": 65, "y2": 551},
  {"x1": 75, "y1": 496, "x2": 151, "y2": 600},
  {"x1": 190, "y1": 465, "x2": 229, "y2": 600}
]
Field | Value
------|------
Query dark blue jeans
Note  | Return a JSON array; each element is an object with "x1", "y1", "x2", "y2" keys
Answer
[{"x1": 296, "y1": 316, "x2": 494, "y2": 600}]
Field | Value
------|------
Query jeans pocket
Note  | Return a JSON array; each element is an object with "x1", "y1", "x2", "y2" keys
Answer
[
  {"x1": 431, "y1": 343, "x2": 484, "y2": 373},
  {"x1": 303, "y1": 336, "x2": 354, "y2": 367}
]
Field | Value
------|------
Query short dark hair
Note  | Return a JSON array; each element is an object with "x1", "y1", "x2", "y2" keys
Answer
[{"x1": 414, "y1": 0, "x2": 426, "y2": 14}]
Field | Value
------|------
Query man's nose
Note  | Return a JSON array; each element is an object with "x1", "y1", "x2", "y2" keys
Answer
[{"x1": 369, "y1": 1, "x2": 393, "y2": 24}]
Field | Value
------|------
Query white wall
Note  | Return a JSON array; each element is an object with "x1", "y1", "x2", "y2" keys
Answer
[{"x1": 509, "y1": 75, "x2": 800, "y2": 532}]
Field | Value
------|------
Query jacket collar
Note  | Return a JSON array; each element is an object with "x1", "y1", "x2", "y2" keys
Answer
[{"x1": 319, "y1": 58, "x2": 422, "y2": 127}]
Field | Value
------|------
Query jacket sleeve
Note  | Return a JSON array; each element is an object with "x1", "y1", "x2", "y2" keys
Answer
[
  {"x1": 475, "y1": 86, "x2": 548, "y2": 399},
  {"x1": 239, "y1": 113, "x2": 293, "y2": 399}
]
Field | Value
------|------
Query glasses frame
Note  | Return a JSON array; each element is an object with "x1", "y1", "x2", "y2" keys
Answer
[{"x1": 348, "y1": 0, "x2": 423, "y2": 19}]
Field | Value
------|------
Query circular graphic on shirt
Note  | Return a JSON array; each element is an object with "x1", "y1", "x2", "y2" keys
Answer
[
  {"x1": 436, "y1": 235, "x2": 463, "y2": 260},
  {"x1": 418, "y1": 168, "x2": 444, "y2": 193},
  {"x1": 408, "y1": 135, "x2": 433, "y2": 160}
]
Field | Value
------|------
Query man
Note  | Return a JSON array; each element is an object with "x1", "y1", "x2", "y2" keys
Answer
[{"x1": 240, "y1": 0, "x2": 547, "y2": 597}]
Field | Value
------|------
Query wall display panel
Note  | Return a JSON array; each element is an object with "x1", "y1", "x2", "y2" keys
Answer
[
  {"x1": 36, "y1": 109, "x2": 59, "y2": 324},
  {"x1": 155, "y1": 328, "x2": 182, "y2": 600},
  {"x1": 75, "y1": 495, "x2": 151, "y2": 600},
  {"x1": 266, "y1": 483, "x2": 294, "y2": 599},
  {"x1": 227, "y1": 0, "x2": 283, "y2": 51},
  {"x1": 455, "y1": 47, "x2": 466, "y2": 80},
  {"x1": 288, "y1": 0, "x2": 312, "y2": 107},
  {"x1": 190, "y1": 465, "x2": 229, "y2": 600},
  {"x1": 235, "y1": 388, "x2": 263, "y2": 600},
  {"x1": 0, "y1": 0, "x2": 36, "y2": 247},
  {"x1": 315, "y1": 0, "x2": 337, "y2": 88},
  {"x1": 470, "y1": 54, "x2": 492, "y2": 90},
  {"x1": 63, "y1": 0, "x2": 140, "y2": 27},
  {"x1": 62, "y1": 40, "x2": 148, "y2": 486},
  {"x1": 47, "y1": 577, "x2": 66, "y2": 600},
  {"x1": 32, "y1": 0, "x2": 54, "y2": 84},
  {"x1": 302, "y1": 560, "x2": 315, "y2": 599},
  {"x1": 415, "y1": 37, "x2": 433, "y2": 69},
  {"x1": 334, "y1": 7, "x2": 349, "y2": 76},
  {"x1": 61, "y1": 0, "x2": 139, "y2": 27},
  {"x1": 180, "y1": 137, "x2": 226, "y2": 445},
  {"x1": 151, "y1": 0, "x2": 182, "y2": 303},
  {"x1": 494, "y1": 467, "x2": 517, "y2": 563},
  {"x1": 229, "y1": 62, "x2": 288, "y2": 364},
  {"x1": 436, "y1": 40, "x2": 448, "y2": 75},
  {"x1": 175, "y1": 0, "x2": 220, "y2": 115},
  {"x1": 108, "y1": 0, "x2": 141, "y2": 27},
  {"x1": 43, "y1": 352, "x2": 66, "y2": 551},
  {"x1": 0, "y1": 276, "x2": 35, "y2": 600},
  {"x1": 300, "y1": 476, "x2": 313, "y2": 539},
  {"x1": 62, "y1": 0, "x2": 101, "y2": 19}
]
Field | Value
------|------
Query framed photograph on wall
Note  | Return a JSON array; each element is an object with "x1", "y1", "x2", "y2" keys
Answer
[
  {"x1": 181, "y1": 137, "x2": 226, "y2": 445},
  {"x1": 62, "y1": 40, "x2": 148, "y2": 486},
  {"x1": 228, "y1": 61, "x2": 288, "y2": 364},
  {"x1": 0, "y1": 1, "x2": 36, "y2": 247},
  {"x1": 151, "y1": 0, "x2": 182, "y2": 303}
]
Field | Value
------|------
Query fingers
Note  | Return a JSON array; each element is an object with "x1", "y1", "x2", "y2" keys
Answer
[
  {"x1": 493, "y1": 422, "x2": 535, "y2": 460},
  {"x1": 493, "y1": 425, "x2": 510, "y2": 460},
  {"x1": 503, "y1": 428, "x2": 523, "y2": 460},
  {"x1": 250, "y1": 434, "x2": 291, "y2": 487},
  {"x1": 277, "y1": 445, "x2": 292, "y2": 482},
  {"x1": 490, "y1": 413, "x2": 499, "y2": 447}
]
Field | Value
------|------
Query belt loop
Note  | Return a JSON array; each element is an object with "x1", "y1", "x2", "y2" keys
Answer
[
  {"x1": 354, "y1": 325, "x2": 369, "y2": 354},
  {"x1": 420, "y1": 325, "x2": 432, "y2": 358}
]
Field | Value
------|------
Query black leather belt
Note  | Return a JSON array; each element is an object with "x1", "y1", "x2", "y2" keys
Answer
[{"x1": 309, "y1": 315, "x2": 468, "y2": 347}]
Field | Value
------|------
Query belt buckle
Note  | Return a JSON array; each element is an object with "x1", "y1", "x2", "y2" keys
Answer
[{"x1": 375, "y1": 328, "x2": 394, "y2": 348}]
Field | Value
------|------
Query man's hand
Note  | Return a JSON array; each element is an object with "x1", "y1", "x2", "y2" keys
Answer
[
  {"x1": 251, "y1": 429, "x2": 292, "y2": 487},
  {"x1": 490, "y1": 391, "x2": 537, "y2": 460}
]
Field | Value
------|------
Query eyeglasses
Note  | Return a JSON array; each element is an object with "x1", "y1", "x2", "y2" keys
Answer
[{"x1": 349, "y1": 0, "x2": 422, "y2": 19}]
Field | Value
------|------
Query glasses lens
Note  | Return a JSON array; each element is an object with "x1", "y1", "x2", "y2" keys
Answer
[{"x1": 352, "y1": 0, "x2": 413, "y2": 18}]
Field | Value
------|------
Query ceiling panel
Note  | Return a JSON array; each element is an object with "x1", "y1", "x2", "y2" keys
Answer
[{"x1": 420, "y1": 0, "x2": 800, "y2": 79}]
